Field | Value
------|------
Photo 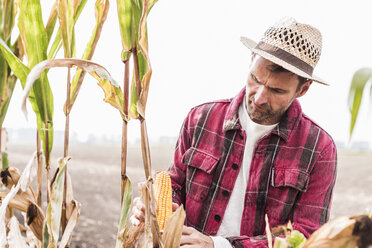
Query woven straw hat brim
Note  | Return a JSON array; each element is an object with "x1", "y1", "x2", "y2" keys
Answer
[{"x1": 240, "y1": 37, "x2": 329, "y2": 86}]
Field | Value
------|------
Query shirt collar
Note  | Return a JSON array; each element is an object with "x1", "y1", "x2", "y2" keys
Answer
[{"x1": 223, "y1": 87, "x2": 302, "y2": 142}]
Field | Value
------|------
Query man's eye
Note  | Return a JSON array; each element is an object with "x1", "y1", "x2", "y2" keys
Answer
[
  {"x1": 251, "y1": 74, "x2": 259, "y2": 83},
  {"x1": 272, "y1": 89, "x2": 284, "y2": 93}
]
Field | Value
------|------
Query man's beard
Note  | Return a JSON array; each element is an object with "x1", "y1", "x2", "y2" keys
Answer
[{"x1": 246, "y1": 95, "x2": 294, "y2": 124}]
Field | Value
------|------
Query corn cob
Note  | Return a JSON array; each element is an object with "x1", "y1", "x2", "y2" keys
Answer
[{"x1": 154, "y1": 171, "x2": 173, "y2": 230}]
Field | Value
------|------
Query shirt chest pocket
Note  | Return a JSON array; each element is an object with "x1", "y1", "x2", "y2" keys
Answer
[
  {"x1": 182, "y1": 148, "x2": 219, "y2": 202},
  {"x1": 271, "y1": 168, "x2": 310, "y2": 192},
  {"x1": 266, "y1": 168, "x2": 310, "y2": 220}
]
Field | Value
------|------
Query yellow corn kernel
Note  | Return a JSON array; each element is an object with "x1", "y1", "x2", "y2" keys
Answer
[{"x1": 154, "y1": 171, "x2": 173, "y2": 230}]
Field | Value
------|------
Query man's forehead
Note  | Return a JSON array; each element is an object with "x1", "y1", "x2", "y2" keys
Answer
[
  {"x1": 250, "y1": 55, "x2": 299, "y2": 89},
  {"x1": 251, "y1": 55, "x2": 279, "y2": 70}
]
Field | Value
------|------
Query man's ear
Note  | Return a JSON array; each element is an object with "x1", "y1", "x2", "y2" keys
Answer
[{"x1": 296, "y1": 80, "x2": 312, "y2": 98}]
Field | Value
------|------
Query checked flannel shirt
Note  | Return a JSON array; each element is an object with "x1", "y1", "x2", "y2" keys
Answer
[{"x1": 168, "y1": 88, "x2": 337, "y2": 247}]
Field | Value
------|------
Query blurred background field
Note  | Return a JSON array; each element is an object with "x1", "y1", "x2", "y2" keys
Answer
[{"x1": 7, "y1": 138, "x2": 372, "y2": 247}]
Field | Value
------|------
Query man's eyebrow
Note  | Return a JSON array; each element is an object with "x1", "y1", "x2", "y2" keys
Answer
[
  {"x1": 251, "y1": 73, "x2": 287, "y2": 92},
  {"x1": 267, "y1": 85, "x2": 287, "y2": 92},
  {"x1": 251, "y1": 73, "x2": 262, "y2": 83}
]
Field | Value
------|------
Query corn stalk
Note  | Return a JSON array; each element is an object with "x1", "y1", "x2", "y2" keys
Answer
[
  {"x1": 115, "y1": 0, "x2": 168, "y2": 247},
  {"x1": 57, "y1": 0, "x2": 76, "y2": 236}
]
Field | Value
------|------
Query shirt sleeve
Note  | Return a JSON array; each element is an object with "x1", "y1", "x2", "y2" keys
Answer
[
  {"x1": 168, "y1": 113, "x2": 192, "y2": 206},
  {"x1": 226, "y1": 141, "x2": 337, "y2": 247}
]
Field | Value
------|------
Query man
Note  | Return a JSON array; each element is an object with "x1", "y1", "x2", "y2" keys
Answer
[{"x1": 131, "y1": 17, "x2": 337, "y2": 247}]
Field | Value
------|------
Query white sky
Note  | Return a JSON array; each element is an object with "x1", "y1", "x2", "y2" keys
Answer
[{"x1": 4, "y1": 0, "x2": 372, "y2": 144}]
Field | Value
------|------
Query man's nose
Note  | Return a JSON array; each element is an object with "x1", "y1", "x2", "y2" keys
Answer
[{"x1": 254, "y1": 86, "x2": 268, "y2": 105}]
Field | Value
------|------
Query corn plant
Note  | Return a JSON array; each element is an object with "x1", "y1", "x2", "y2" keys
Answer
[
  {"x1": 54, "y1": 0, "x2": 110, "y2": 233},
  {"x1": 115, "y1": 0, "x2": 186, "y2": 247},
  {"x1": 21, "y1": 57, "x2": 121, "y2": 247},
  {"x1": 115, "y1": 0, "x2": 159, "y2": 246},
  {"x1": 348, "y1": 68, "x2": 372, "y2": 138},
  {"x1": 0, "y1": 0, "x2": 112, "y2": 246},
  {"x1": 0, "y1": 0, "x2": 22, "y2": 171}
]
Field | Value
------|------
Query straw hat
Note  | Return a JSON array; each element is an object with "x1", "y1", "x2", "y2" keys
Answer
[{"x1": 241, "y1": 17, "x2": 328, "y2": 85}]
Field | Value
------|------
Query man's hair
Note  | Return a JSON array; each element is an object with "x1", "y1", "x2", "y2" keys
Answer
[{"x1": 266, "y1": 63, "x2": 308, "y2": 92}]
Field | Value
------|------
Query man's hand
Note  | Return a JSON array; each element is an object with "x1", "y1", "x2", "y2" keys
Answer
[
  {"x1": 130, "y1": 197, "x2": 179, "y2": 226},
  {"x1": 180, "y1": 226, "x2": 214, "y2": 248}
]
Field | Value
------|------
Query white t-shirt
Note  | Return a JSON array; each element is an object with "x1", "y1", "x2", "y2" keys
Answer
[{"x1": 211, "y1": 101, "x2": 277, "y2": 247}]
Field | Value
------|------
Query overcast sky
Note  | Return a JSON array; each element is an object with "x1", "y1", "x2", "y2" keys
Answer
[{"x1": 4, "y1": 0, "x2": 372, "y2": 144}]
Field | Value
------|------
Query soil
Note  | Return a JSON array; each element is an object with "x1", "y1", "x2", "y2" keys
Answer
[{"x1": 5, "y1": 143, "x2": 372, "y2": 247}]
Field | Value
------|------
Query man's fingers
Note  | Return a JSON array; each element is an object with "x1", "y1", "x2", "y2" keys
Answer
[
  {"x1": 180, "y1": 233, "x2": 193, "y2": 245},
  {"x1": 131, "y1": 197, "x2": 145, "y2": 225},
  {"x1": 130, "y1": 215, "x2": 140, "y2": 226},
  {"x1": 133, "y1": 197, "x2": 145, "y2": 211},
  {"x1": 172, "y1": 202, "x2": 179, "y2": 211},
  {"x1": 182, "y1": 225, "x2": 194, "y2": 235},
  {"x1": 133, "y1": 208, "x2": 145, "y2": 221}
]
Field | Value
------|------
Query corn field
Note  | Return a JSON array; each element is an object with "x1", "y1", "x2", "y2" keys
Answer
[
  {"x1": 1, "y1": 0, "x2": 372, "y2": 247},
  {"x1": 0, "y1": 0, "x2": 186, "y2": 247}
]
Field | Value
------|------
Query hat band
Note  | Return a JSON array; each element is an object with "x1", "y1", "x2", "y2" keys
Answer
[{"x1": 255, "y1": 41, "x2": 314, "y2": 76}]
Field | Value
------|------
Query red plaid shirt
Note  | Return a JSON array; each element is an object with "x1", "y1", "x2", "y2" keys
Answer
[{"x1": 168, "y1": 88, "x2": 337, "y2": 247}]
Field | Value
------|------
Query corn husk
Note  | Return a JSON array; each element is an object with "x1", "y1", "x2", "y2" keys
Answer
[
  {"x1": 162, "y1": 205, "x2": 186, "y2": 248},
  {"x1": 303, "y1": 216, "x2": 358, "y2": 248}
]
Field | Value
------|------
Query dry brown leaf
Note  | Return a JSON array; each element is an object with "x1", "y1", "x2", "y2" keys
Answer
[
  {"x1": 1, "y1": 167, "x2": 21, "y2": 190},
  {"x1": 123, "y1": 223, "x2": 145, "y2": 248},
  {"x1": 162, "y1": 205, "x2": 186, "y2": 248},
  {"x1": 265, "y1": 214, "x2": 273, "y2": 248},
  {"x1": 303, "y1": 216, "x2": 358, "y2": 248},
  {"x1": 59, "y1": 200, "x2": 81, "y2": 248},
  {"x1": 27, "y1": 203, "x2": 45, "y2": 241}
]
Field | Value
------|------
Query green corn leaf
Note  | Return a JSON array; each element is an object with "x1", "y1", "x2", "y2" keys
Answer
[
  {"x1": 45, "y1": 1, "x2": 58, "y2": 44},
  {"x1": 116, "y1": 0, "x2": 142, "y2": 62},
  {"x1": 130, "y1": 0, "x2": 157, "y2": 119},
  {"x1": 130, "y1": 76, "x2": 139, "y2": 119},
  {"x1": 135, "y1": 46, "x2": 151, "y2": 118},
  {"x1": 57, "y1": 0, "x2": 75, "y2": 58},
  {"x1": 115, "y1": 177, "x2": 132, "y2": 248},
  {"x1": 2, "y1": 152, "x2": 9, "y2": 170},
  {"x1": 0, "y1": 3, "x2": 2, "y2": 34},
  {"x1": 117, "y1": 0, "x2": 158, "y2": 120},
  {"x1": 18, "y1": 0, "x2": 48, "y2": 68},
  {"x1": 42, "y1": 220, "x2": 50, "y2": 248},
  {"x1": 0, "y1": 75, "x2": 16, "y2": 127},
  {"x1": 0, "y1": 0, "x2": 17, "y2": 44},
  {"x1": 0, "y1": 0, "x2": 17, "y2": 124},
  {"x1": 0, "y1": 37, "x2": 33, "y2": 128},
  {"x1": 287, "y1": 230, "x2": 307, "y2": 248},
  {"x1": 0, "y1": 37, "x2": 29, "y2": 85},
  {"x1": 0, "y1": 38, "x2": 44, "y2": 132},
  {"x1": 44, "y1": 157, "x2": 68, "y2": 246},
  {"x1": 65, "y1": 0, "x2": 110, "y2": 114},
  {"x1": 18, "y1": 0, "x2": 54, "y2": 166},
  {"x1": 47, "y1": 0, "x2": 87, "y2": 59},
  {"x1": 21, "y1": 58, "x2": 126, "y2": 121},
  {"x1": 0, "y1": 49, "x2": 8, "y2": 108},
  {"x1": 347, "y1": 68, "x2": 372, "y2": 137}
]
